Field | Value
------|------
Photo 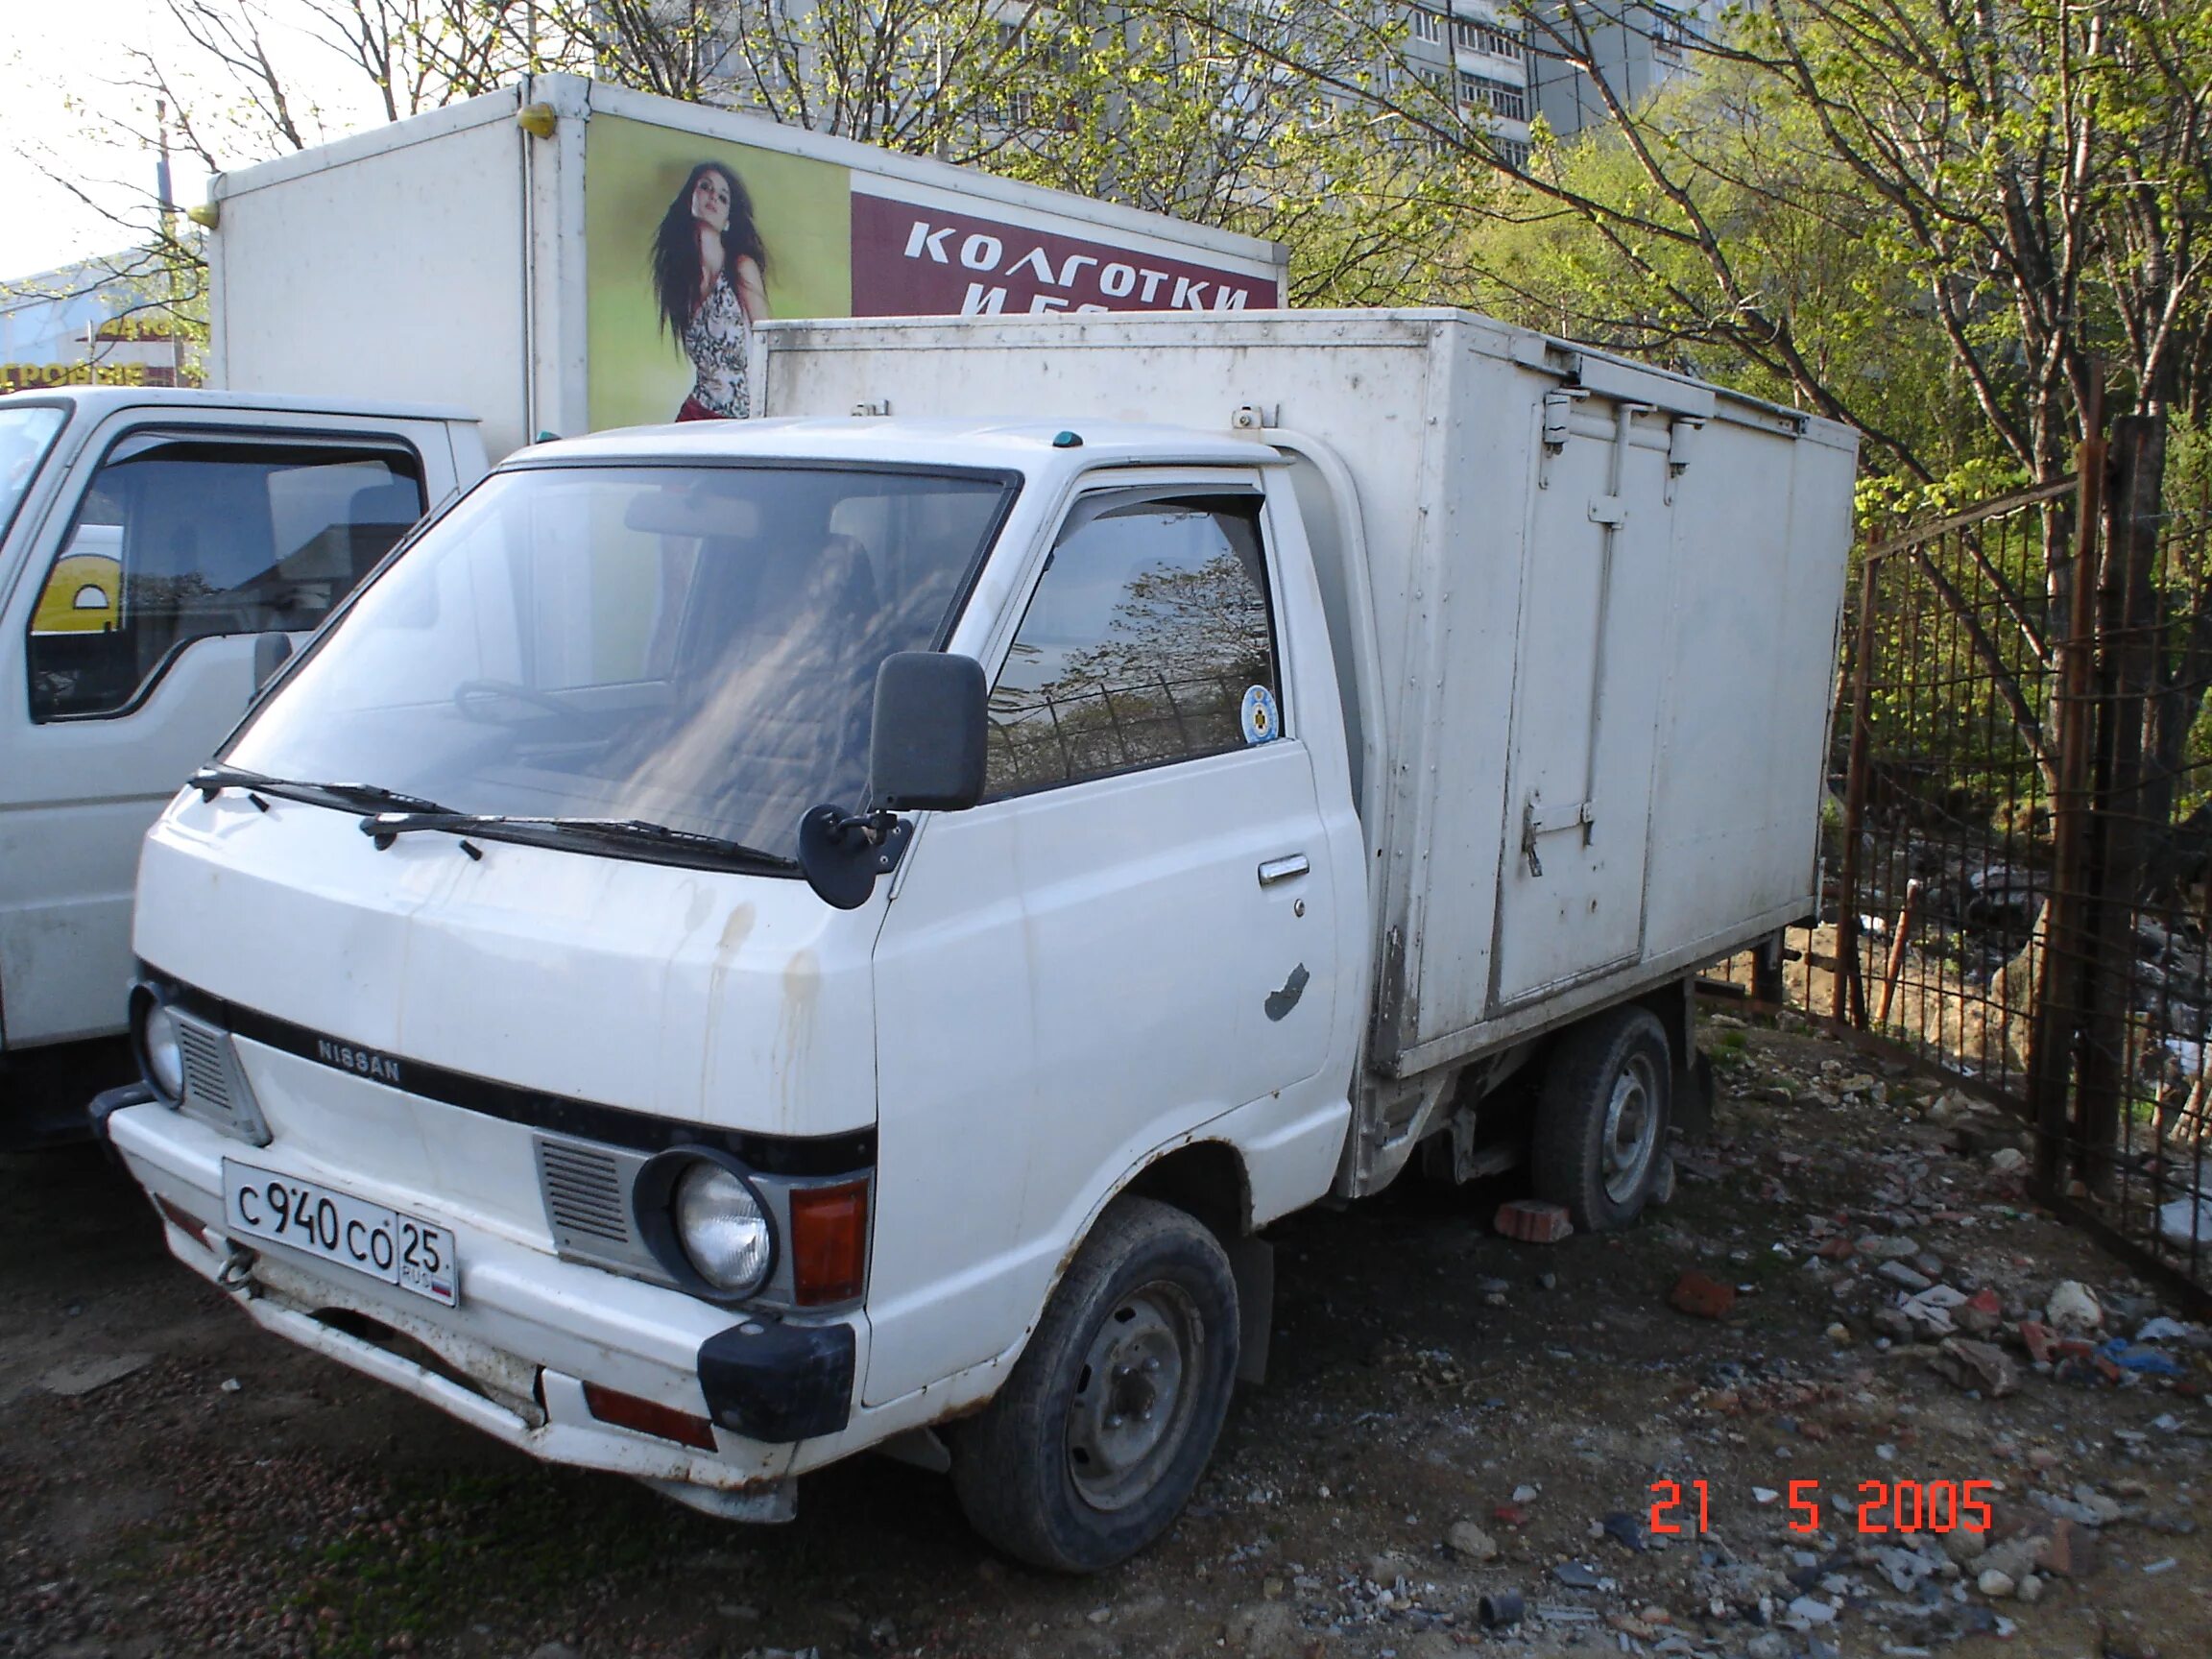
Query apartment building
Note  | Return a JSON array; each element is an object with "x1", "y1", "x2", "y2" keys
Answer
[
  {"x1": 1400, "y1": 0, "x2": 1535, "y2": 167},
  {"x1": 1398, "y1": 0, "x2": 1700, "y2": 160},
  {"x1": 1527, "y1": 0, "x2": 1698, "y2": 137}
]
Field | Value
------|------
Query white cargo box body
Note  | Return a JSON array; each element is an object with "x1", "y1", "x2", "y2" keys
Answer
[
  {"x1": 761, "y1": 310, "x2": 1856, "y2": 1083},
  {"x1": 205, "y1": 76, "x2": 1286, "y2": 463}
]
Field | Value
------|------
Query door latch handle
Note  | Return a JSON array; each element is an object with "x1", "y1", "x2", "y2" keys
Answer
[
  {"x1": 1520, "y1": 797, "x2": 1594, "y2": 879},
  {"x1": 1258, "y1": 854, "x2": 1310, "y2": 887}
]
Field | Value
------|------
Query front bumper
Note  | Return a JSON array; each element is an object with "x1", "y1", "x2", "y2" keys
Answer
[{"x1": 105, "y1": 1099, "x2": 861, "y2": 1508}]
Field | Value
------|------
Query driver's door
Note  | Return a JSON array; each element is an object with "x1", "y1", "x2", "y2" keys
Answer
[
  {"x1": 863, "y1": 480, "x2": 1346, "y2": 1406},
  {"x1": 0, "y1": 418, "x2": 426, "y2": 1046}
]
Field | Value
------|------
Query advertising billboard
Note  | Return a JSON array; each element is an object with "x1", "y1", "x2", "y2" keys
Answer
[{"x1": 585, "y1": 113, "x2": 1283, "y2": 430}]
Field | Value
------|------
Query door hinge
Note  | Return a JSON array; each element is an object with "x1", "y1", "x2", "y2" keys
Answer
[
  {"x1": 1538, "y1": 388, "x2": 1588, "y2": 490},
  {"x1": 1665, "y1": 416, "x2": 1704, "y2": 504}
]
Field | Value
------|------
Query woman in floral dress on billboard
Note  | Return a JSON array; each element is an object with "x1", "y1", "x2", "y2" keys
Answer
[{"x1": 652, "y1": 161, "x2": 772, "y2": 420}]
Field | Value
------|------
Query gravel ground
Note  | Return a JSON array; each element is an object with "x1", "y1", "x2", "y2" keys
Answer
[{"x1": 4, "y1": 1013, "x2": 2211, "y2": 1659}]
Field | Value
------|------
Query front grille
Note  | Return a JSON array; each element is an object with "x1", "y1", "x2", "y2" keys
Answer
[
  {"x1": 164, "y1": 1010, "x2": 270, "y2": 1145},
  {"x1": 537, "y1": 1138, "x2": 633, "y2": 1247},
  {"x1": 176, "y1": 1019, "x2": 232, "y2": 1114}
]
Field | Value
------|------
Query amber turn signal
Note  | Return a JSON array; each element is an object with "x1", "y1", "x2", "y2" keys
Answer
[
  {"x1": 154, "y1": 1194, "x2": 210, "y2": 1247},
  {"x1": 788, "y1": 1179, "x2": 870, "y2": 1307},
  {"x1": 582, "y1": 1382, "x2": 717, "y2": 1451}
]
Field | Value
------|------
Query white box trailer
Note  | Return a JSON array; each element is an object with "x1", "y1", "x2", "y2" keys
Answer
[
  {"x1": 759, "y1": 310, "x2": 1856, "y2": 1190},
  {"x1": 0, "y1": 78, "x2": 1284, "y2": 1133},
  {"x1": 207, "y1": 74, "x2": 1288, "y2": 463},
  {"x1": 103, "y1": 308, "x2": 1855, "y2": 1569}
]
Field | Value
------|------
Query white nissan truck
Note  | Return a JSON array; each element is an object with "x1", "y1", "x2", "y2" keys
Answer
[{"x1": 99, "y1": 311, "x2": 1856, "y2": 1570}]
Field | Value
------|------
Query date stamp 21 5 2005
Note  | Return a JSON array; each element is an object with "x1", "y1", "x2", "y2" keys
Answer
[{"x1": 1650, "y1": 1479, "x2": 1996, "y2": 1537}]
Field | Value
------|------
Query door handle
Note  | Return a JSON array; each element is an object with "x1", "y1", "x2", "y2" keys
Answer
[{"x1": 1258, "y1": 854, "x2": 1310, "y2": 887}]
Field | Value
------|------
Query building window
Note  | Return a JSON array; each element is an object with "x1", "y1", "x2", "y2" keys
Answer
[
  {"x1": 1496, "y1": 137, "x2": 1531, "y2": 169},
  {"x1": 1458, "y1": 71, "x2": 1527, "y2": 123},
  {"x1": 1648, "y1": 4, "x2": 1688, "y2": 60},
  {"x1": 1453, "y1": 16, "x2": 1522, "y2": 58},
  {"x1": 1409, "y1": 6, "x2": 1443, "y2": 44}
]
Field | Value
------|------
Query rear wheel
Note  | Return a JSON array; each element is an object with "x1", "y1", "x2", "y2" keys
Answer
[
  {"x1": 952, "y1": 1197, "x2": 1239, "y2": 1573},
  {"x1": 1531, "y1": 1005, "x2": 1672, "y2": 1232}
]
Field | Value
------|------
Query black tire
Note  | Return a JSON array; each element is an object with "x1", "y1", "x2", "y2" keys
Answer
[
  {"x1": 1530, "y1": 1005, "x2": 1672, "y2": 1233},
  {"x1": 952, "y1": 1197, "x2": 1239, "y2": 1573}
]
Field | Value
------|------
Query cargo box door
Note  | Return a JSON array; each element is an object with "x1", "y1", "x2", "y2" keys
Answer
[{"x1": 1490, "y1": 398, "x2": 1672, "y2": 1006}]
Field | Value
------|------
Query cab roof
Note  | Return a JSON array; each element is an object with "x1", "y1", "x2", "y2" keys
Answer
[
  {"x1": 0, "y1": 385, "x2": 478, "y2": 423},
  {"x1": 508, "y1": 417, "x2": 1277, "y2": 473}
]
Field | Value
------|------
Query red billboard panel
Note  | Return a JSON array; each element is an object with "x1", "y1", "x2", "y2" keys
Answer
[{"x1": 851, "y1": 189, "x2": 1281, "y2": 319}]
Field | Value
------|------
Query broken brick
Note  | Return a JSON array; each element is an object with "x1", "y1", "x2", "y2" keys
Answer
[
  {"x1": 1932, "y1": 1336, "x2": 2020, "y2": 1398},
  {"x1": 1669, "y1": 1270, "x2": 1738, "y2": 1320},
  {"x1": 1492, "y1": 1503, "x2": 1528, "y2": 1527},
  {"x1": 1493, "y1": 1199, "x2": 1574, "y2": 1244},
  {"x1": 2018, "y1": 1322, "x2": 2056, "y2": 1364},
  {"x1": 1958, "y1": 1287, "x2": 2005, "y2": 1337},
  {"x1": 2038, "y1": 1517, "x2": 2095, "y2": 1578},
  {"x1": 1815, "y1": 1236, "x2": 1856, "y2": 1261}
]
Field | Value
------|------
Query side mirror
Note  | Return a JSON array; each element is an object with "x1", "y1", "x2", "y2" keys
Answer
[
  {"x1": 870, "y1": 651, "x2": 987, "y2": 812},
  {"x1": 252, "y1": 631, "x2": 295, "y2": 691},
  {"x1": 797, "y1": 652, "x2": 988, "y2": 909}
]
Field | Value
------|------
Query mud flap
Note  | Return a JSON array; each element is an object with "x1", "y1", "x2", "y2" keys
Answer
[
  {"x1": 1224, "y1": 1236, "x2": 1273, "y2": 1385},
  {"x1": 1671, "y1": 1048, "x2": 1716, "y2": 1142}
]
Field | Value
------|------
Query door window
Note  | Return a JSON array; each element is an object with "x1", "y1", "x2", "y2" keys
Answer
[
  {"x1": 986, "y1": 492, "x2": 1282, "y2": 800},
  {"x1": 26, "y1": 436, "x2": 425, "y2": 721}
]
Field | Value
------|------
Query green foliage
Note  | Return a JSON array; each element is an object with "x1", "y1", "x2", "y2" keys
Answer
[{"x1": 972, "y1": 0, "x2": 1493, "y2": 305}]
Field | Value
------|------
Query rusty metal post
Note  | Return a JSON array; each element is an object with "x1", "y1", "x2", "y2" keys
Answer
[
  {"x1": 1833, "y1": 541, "x2": 1880, "y2": 1026},
  {"x1": 2027, "y1": 436, "x2": 2107, "y2": 1198},
  {"x1": 2073, "y1": 413, "x2": 2167, "y2": 1185},
  {"x1": 1876, "y1": 878, "x2": 1925, "y2": 1028}
]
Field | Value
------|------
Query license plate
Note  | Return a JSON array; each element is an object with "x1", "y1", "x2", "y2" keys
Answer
[{"x1": 222, "y1": 1161, "x2": 459, "y2": 1307}]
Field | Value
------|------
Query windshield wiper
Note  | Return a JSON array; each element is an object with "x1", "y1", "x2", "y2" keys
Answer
[
  {"x1": 357, "y1": 810, "x2": 799, "y2": 872},
  {"x1": 190, "y1": 764, "x2": 452, "y2": 815}
]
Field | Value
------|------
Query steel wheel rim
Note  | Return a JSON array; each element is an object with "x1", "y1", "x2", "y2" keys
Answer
[
  {"x1": 1601, "y1": 1053, "x2": 1661, "y2": 1204},
  {"x1": 1065, "y1": 1281, "x2": 1202, "y2": 1513}
]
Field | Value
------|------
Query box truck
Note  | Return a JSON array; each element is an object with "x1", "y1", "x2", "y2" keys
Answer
[
  {"x1": 0, "y1": 78, "x2": 1286, "y2": 1138},
  {"x1": 99, "y1": 308, "x2": 1855, "y2": 1570}
]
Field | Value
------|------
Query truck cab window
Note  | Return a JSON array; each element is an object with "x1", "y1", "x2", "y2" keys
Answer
[
  {"x1": 986, "y1": 493, "x2": 1280, "y2": 800},
  {"x1": 26, "y1": 439, "x2": 425, "y2": 722}
]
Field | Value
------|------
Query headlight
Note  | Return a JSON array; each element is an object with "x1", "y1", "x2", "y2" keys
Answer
[
  {"x1": 141, "y1": 1002, "x2": 186, "y2": 1102},
  {"x1": 673, "y1": 1162, "x2": 772, "y2": 1295}
]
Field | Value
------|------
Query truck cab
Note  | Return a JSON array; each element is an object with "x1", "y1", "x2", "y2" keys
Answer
[{"x1": 0, "y1": 389, "x2": 486, "y2": 1138}]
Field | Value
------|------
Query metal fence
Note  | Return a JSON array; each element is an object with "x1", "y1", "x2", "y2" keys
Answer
[{"x1": 1707, "y1": 414, "x2": 2212, "y2": 1311}]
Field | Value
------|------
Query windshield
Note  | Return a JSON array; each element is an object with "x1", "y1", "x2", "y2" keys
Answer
[
  {"x1": 0, "y1": 403, "x2": 67, "y2": 545},
  {"x1": 225, "y1": 462, "x2": 1018, "y2": 865}
]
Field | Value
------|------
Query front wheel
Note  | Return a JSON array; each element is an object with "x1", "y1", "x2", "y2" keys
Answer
[
  {"x1": 952, "y1": 1197, "x2": 1239, "y2": 1572},
  {"x1": 1530, "y1": 1005, "x2": 1673, "y2": 1232}
]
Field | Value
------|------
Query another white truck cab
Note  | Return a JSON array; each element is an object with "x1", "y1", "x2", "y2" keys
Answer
[
  {"x1": 0, "y1": 389, "x2": 485, "y2": 1138},
  {"x1": 101, "y1": 312, "x2": 1857, "y2": 1570}
]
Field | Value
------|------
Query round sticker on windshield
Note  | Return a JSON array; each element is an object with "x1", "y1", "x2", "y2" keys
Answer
[{"x1": 1241, "y1": 685, "x2": 1281, "y2": 745}]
